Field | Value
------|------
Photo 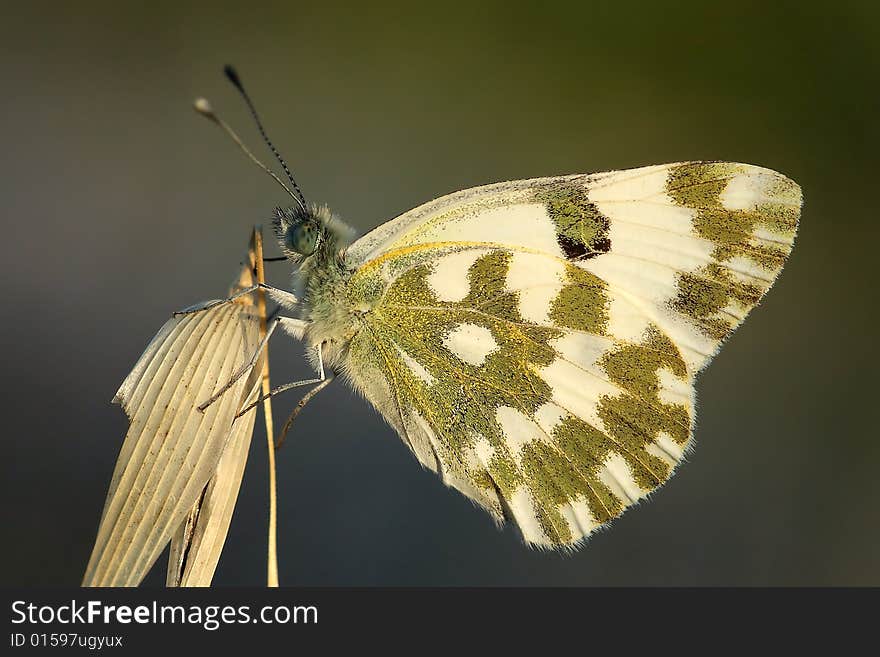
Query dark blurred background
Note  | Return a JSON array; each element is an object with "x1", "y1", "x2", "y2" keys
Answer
[{"x1": 1, "y1": 1, "x2": 877, "y2": 586}]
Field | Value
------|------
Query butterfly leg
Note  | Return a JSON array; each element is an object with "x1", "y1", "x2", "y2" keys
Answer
[
  {"x1": 274, "y1": 375, "x2": 335, "y2": 449},
  {"x1": 233, "y1": 342, "x2": 335, "y2": 446},
  {"x1": 196, "y1": 315, "x2": 307, "y2": 413},
  {"x1": 173, "y1": 283, "x2": 299, "y2": 316},
  {"x1": 234, "y1": 368, "x2": 334, "y2": 419}
]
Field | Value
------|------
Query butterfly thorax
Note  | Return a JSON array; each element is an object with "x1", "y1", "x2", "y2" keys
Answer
[{"x1": 293, "y1": 211, "x2": 362, "y2": 367}]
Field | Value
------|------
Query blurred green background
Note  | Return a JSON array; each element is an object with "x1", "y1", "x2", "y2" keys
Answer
[{"x1": 1, "y1": 0, "x2": 877, "y2": 586}]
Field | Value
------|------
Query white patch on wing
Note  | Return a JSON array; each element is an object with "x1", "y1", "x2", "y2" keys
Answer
[
  {"x1": 656, "y1": 433, "x2": 685, "y2": 461},
  {"x1": 443, "y1": 323, "x2": 498, "y2": 366},
  {"x1": 719, "y1": 169, "x2": 774, "y2": 211},
  {"x1": 574, "y1": 264, "x2": 713, "y2": 371},
  {"x1": 605, "y1": 295, "x2": 656, "y2": 344},
  {"x1": 540, "y1": 358, "x2": 617, "y2": 431},
  {"x1": 588, "y1": 165, "x2": 669, "y2": 195},
  {"x1": 646, "y1": 442, "x2": 677, "y2": 467},
  {"x1": 506, "y1": 252, "x2": 566, "y2": 324},
  {"x1": 589, "y1": 167, "x2": 695, "y2": 234},
  {"x1": 509, "y1": 487, "x2": 551, "y2": 546},
  {"x1": 426, "y1": 249, "x2": 488, "y2": 302},
  {"x1": 582, "y1": 168, "x2": 739, "y2": 371},
  {"x1": 534, "y1": 402, "x2": 567, "y2": 436},
  {"x1": 720, "y1": 299, "x2": 747, "y2": 321},
  {"x1": 656, "y1": 367, "x2": 692, "y2": 406},
  {"x1": 557, "y1": 504, "x2": 583, "y2": 537},
  {"x1": 751, "y1": 225, "x2": 793, "y2": 245},
  {"x1": 396, "y1": 346, "x2": 436, "y2": 386},
  {"x1": 600, "y1": 452, "x2": 642, "y2": 504},
  {"x1": 412, "y1": 202, "x2": 563, "y2": 257},
  {"x1": 559, "y1": 496, "x2": 597, "y2": 537},
  {"x1": 654, "y1": 310, "x2": 716, "y2": 373},
  {"x1": 550, "y1": 332, "x2": 614, "y2": 372},
  {"x1": 473, "y1": 435, "x2": 495, "y2": 467},
  {"x1": 597, "y1": 218, "x2": 716, "y2": 274},
  {"x1": 726, "y1": 254, "x2": 776, "y2": 285},
  {"x1": 496, "y1": 406, "x2": 547, "y2": 462},
  {"x1": 344, "y1": 179, "x2": 547, "y2": 267},
  {"x1": 579, "y1": 204, "x2": 714, "y2": 346}
]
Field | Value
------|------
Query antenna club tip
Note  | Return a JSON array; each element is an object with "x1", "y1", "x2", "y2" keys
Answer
[
  {"x1": 193, "y1": 97, "x2": 215, "y2": 116},
  {"x1": 223, "y1": 64, "x2": 244, "y2": 91}
]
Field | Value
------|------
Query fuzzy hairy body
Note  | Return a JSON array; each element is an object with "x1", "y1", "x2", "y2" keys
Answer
[
  {"x1": 273, "y1": 205, "x2": 360, "y2": 369},
  {"x1": 300, "y1": 251, "x2": 359, "y2": 369}
]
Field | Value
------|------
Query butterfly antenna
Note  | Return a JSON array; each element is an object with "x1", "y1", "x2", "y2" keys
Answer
[
  {"x1": 224, "y1": 65, "x2": 308, "y2": 212},
  {"x1": 193, "y1": 97, "x2": 299, "y2": 203}
]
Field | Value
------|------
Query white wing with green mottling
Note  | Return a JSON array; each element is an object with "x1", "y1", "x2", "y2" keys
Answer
[{"x1": 342, "y1": 162, "x2": 801, "y2": 548}]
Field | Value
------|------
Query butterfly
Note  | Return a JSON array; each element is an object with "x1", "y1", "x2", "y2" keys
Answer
[
  {"x1": 270, "y1": 159, "x2": 801, "y2": 549},
  {"x1": 85, "y1": 69, "x2": 801, "y2": 587}
]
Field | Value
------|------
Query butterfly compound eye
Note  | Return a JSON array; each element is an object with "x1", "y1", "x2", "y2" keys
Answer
[{"x1": 288, "y1": 221, "x2": 319, "y2": 256}]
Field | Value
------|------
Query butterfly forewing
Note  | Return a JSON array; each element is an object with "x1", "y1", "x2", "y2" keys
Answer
[{"x1": 342, "y1": 162, "x2": 800, "y2": 548}]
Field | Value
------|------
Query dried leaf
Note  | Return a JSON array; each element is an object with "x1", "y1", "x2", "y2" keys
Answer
[
  {"x1": 166, "y1": 229, "x2": 272, "y2": 587},
  {"x1": 83, "y1": 239, "x2": 264, "y2": 587}
]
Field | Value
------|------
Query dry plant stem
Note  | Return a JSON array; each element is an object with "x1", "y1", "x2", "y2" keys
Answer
[{"x1": 253, "y1": 226, "x2": 279, "y2": 588}]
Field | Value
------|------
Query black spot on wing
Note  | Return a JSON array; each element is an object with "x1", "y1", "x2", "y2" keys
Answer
[
  {"x1": 536, "y1": 181, "x2": 613, "y2": 262},
  {"x1": 557, "y1": 234, "x2": 588, "y2": 259},
  {"x1": 589, "y1": 236, "x2": 612, "y2": 258},
  {"x1": 557, "y1": 234, "x2": 612, "y2": 261}
]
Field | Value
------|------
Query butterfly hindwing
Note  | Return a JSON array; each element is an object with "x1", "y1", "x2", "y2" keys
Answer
[
  {"x1": 344, "y1": 244, "x2": 693, "y2": 547},
  {"x1": 342, "y1": 162, "x2": 800, "y2": 548}
]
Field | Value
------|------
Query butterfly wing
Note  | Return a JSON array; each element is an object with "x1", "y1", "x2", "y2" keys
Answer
[
  {"x1": 348, "y1": 162, "x2": 801, "y2": 372},
  {"x1": 342, "y1": 162, "x2": 800, "y2": 548}
]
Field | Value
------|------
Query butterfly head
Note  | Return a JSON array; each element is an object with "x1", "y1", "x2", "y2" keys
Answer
[
  {"x1": 273, "y1": 204, "x2": 355, "y2": 263},
  {"x1": 196, "y1": 67, "x2": 357, "y2": 265}
]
